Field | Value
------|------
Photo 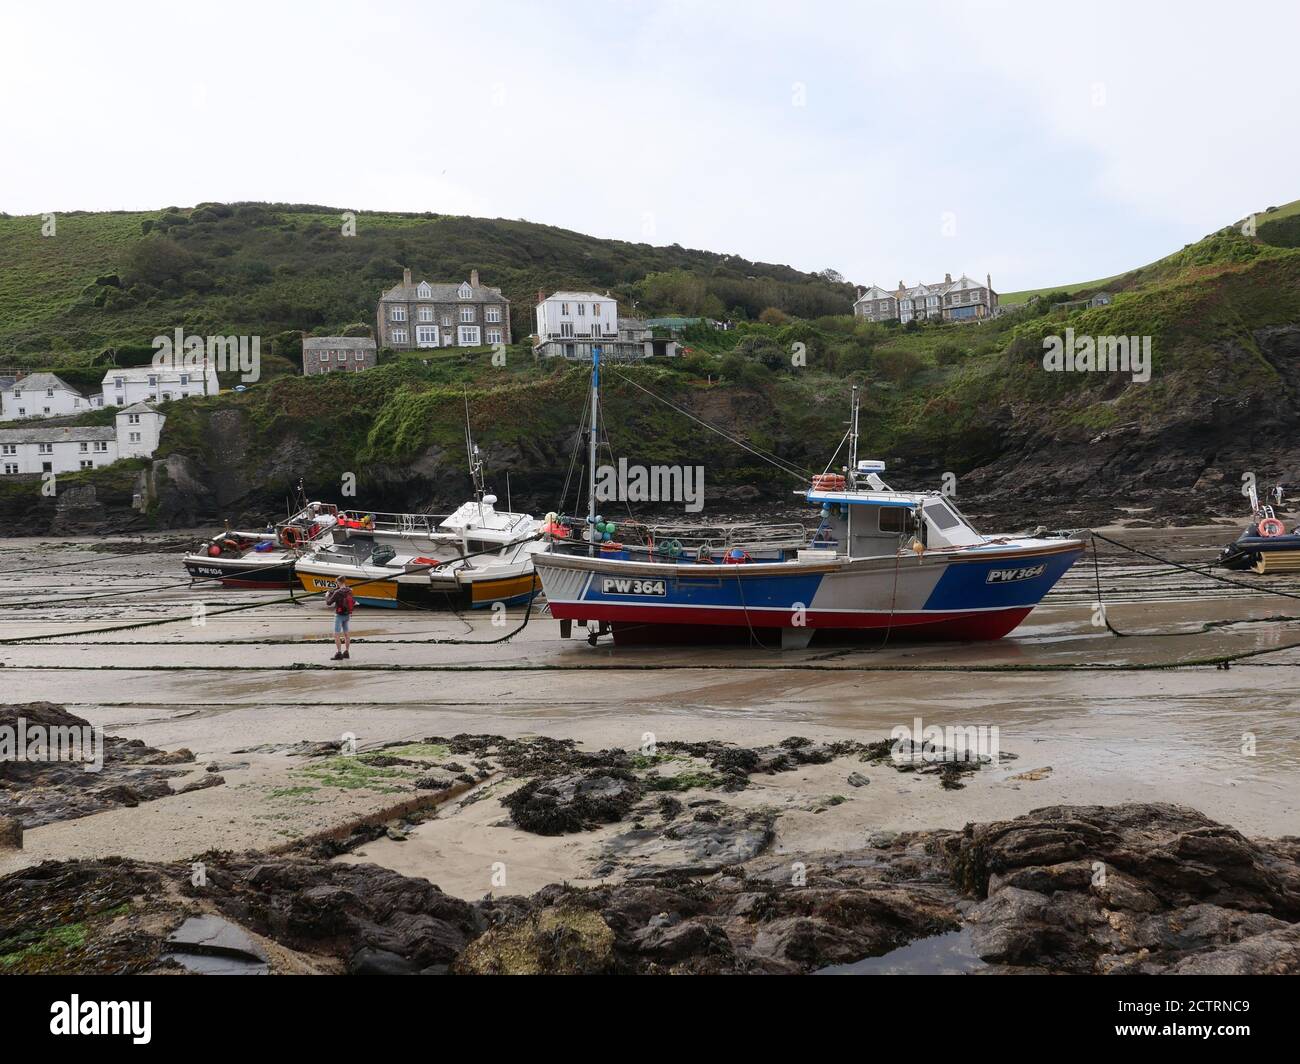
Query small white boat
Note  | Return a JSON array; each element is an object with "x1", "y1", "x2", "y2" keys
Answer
[
  {"x1": 295, "y1": 496, "x2": 544, "y2": 608},
  {"x1": 183, "y1": 501, "x2": 341, "y2": 588}
]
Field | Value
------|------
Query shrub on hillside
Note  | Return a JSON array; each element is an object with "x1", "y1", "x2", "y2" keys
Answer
[{"x1": 121, "y1": 238, "x2": 198, "y2": 287}]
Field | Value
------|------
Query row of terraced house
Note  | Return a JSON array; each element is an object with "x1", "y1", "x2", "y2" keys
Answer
[{"x1": 853, "y1": 272, "x2": 999, "y2": 324}]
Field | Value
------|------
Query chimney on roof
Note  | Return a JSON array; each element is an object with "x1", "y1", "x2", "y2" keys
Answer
[
  {"x1": 898, "y1": 280, "x2": 905, "y2": 291},
  {"x1": 537, "y1": 289, "x2": 546, "y2": 305},
  {"x1": 403, "y1": 267, "x2": 412, "y2": 287},
  {"x1": 470, "y1": 269, "x2": 480, "y2": 287},
  {"x1": 986, "y1": 272, "x2": 992, "y2": 291},
  {"x1": 945, "y1": 272, "x2": 952, "y2": 284}
]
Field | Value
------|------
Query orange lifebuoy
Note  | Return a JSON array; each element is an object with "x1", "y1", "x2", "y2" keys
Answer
[
  {"x1": 1258, "y1": 518, "x2": 1285, "y2": 537},
  {"x1": 279, "y1": 526, "x2": 305, "y2": 549}
]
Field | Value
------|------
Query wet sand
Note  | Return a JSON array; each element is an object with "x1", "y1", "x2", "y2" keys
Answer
[{"x1": 2, "y1": 524, "x2": 1298, "y2": 896}]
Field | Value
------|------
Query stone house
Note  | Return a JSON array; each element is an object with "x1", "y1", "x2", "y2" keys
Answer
[
  {"x1": 302, "y1": 337, "x2": 378, "y2": 376},
  {"x1": 375, "y1": 268, "x2": 511, "y2": 351}
]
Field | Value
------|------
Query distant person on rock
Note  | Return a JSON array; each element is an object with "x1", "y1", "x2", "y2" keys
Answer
[{"x1": 325, "y1": 580, "x2": 355, "y2": 661}]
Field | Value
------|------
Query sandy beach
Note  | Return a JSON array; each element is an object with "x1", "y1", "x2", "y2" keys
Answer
[{"x1": 2, "y1": 524, "x2": 1298, "y2": 899}]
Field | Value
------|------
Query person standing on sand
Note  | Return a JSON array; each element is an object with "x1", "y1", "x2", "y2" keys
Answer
[{"x1": 325, "y1": 580, "x2": 355, "y2": 661}]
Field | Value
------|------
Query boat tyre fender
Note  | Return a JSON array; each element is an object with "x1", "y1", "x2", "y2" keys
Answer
[{"x1": 1258, "y1": 517, "x2": 1285, "y2": 537}]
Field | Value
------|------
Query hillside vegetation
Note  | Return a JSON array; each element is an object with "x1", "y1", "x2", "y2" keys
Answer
[
  {"x1": 2, "y1": 200, "x2": 1299, "y2": 529},
  {"x1": 0, "y1": 203, "x2": 853, "y2": 367}
]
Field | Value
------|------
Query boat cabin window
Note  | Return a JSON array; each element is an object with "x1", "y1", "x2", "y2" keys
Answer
[
  {"x1": 926, "y1": 501, "x2": 960, "y2": 531},
  {"x1": 878, "y1": 506, "x2": 907, "y2": 534},
  {"x1": 921, "y1": 500, "x2": 983, "y2": 548}
]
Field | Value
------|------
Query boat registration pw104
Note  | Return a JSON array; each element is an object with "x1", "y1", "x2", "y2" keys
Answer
[
  {"x1": 601, "y1": 577, "x2": 667, "y2": 596},
  {"x1": 985, "y1": 563, "x2": 1046, "y2": 584}
]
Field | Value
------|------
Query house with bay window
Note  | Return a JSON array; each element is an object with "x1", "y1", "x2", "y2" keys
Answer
[
  {"x1": 854, "y1": 272, "x2": 999, "y2": 324},
  {"x1": 375, "y1": 268, "x2": 511, "y2": 351}
]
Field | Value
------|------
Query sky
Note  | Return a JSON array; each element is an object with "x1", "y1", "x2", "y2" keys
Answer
[{"x1": 2, "y1": 0, "x2": 1298, "y2": 293}]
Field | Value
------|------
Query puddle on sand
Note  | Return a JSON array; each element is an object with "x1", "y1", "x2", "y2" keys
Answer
[{"x1": 814, "y1": 927, "x2": 983, "y2": 975}]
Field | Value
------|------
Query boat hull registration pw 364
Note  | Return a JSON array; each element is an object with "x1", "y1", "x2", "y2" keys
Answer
[{"x1": 534, "y1": 356, "x2": 1084, "y2": 647}]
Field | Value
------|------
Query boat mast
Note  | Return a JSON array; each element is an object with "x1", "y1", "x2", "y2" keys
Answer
[
  {"x1": 464, "y1": 394, "x2": 485, "y2": 519},
  {"x1": 588, "y1": 345, "x2": 601, "y2": 557},
  {"x1": 848, "y1": 385, "x2": 860, "y2": 487}
]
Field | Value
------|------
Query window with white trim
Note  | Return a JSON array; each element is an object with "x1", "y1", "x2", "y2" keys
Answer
[
  {"x1": 79, "y1": 442, "x2": 88, "y2": 452},
  {"x1": 485, "y1": 306, "x2": 501, "y2": 323},
  {"x1": 458, "y1": 283, "x2": 472, "y2": 298},
  {"x1": 38, "y1": 444, "x2": 53, "y2": 454},
  {"x1": 129, "y1": 432, "x2": 141, "y2": 443},
  {"x1": 0, "y1": 445, "x2": 14, "y2": 455},
  {"x1": 418, "y1": 306, "x2": 433, "y2": 322},
  {"x1": 80, "y1": 460, "x2": 94, "y2": 469},
  {"x1": 391, "y1": 328, "x2": 408, "y2": 343},
  {"x1": 459, "y1": 307, "x2": 475, "y2": 323},
  {"x1": 457, "y1": 326, "x2": 481, "y2": 346},
  {"x1": 486, "y1": 329, "x2": 502, "y2": 344},
  {"x1": 94, "y1": 441, "x2": 109, "y2": 452},
  {"x1": 3, "y1": 464, "x2": 17, "y2": 475},
  {"x1": 418, "y1": 282, "x2": 432, "y2": 298},
  {"x1": 390, "y1": 306, "x2": 406, "y2": 322},
  {"x1": 416, "y1": 326, "x2": 437, "y2": 345}
]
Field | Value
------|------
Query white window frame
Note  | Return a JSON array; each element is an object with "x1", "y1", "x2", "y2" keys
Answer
[
  {"x1": 457, "y1": 325, "x2": 481, "y2": 346},
  {"x1": 391, "y1": 328, "x2": 408, "y2": 343},
  {"x1": 485, "y1": 306, "x2": 501, "y2": 323},
  {"x1": 418, "y1": 306, "x2": 433, "y2": 322},
  {"x1": 390, "y1": 306, "x2": 406, "y2": 322}
]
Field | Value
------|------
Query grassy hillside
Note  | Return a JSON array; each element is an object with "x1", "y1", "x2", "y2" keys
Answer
[
  {"x1": 1000, "y1": 197, "x2": 1300, "y2": 305},
  {"x1": 2, "y1": 199, "x2": 1299, "y2": 528},
  {"x1": 0, "y1": 203, "x2": 854, "y2": 366}
]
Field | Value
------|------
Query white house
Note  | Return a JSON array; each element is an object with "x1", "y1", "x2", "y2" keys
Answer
[
  {"x1": 0, "y1": 403, "x2": 165, "y2": 476},
  {"x1": 101, "y1": 361, "x2": 219, "y2": 407},
  {"x1": 0, "y1": 372, "x2": 93, "y2": 421},
  {"x1": 116, "y1": 402, "x2": 165, "y2": 458},
  {"x1": 534, "y1": 291, "x2": 677, "y2": 360},
  {"x1": 535, "y1": 291, "x2": 620, "y2": 342}
]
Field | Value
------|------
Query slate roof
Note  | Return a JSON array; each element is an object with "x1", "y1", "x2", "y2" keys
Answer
[
  {"x1": 303, "y1": 337, "x2": 378, "y2": 351},
  {"x1": 380, "y1": 279, "x2": 508, "y2": 303},
  {"x1": 5, "y1": 372, "x2": 81, "y2": 395},
  {"x1": 0, "y1": 425, "x2": 115, "y2": 443}
]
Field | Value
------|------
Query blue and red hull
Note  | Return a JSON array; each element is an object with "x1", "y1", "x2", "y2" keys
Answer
[{"x1": 536, "y1": 540, "x2": 1083, "y2": 645}]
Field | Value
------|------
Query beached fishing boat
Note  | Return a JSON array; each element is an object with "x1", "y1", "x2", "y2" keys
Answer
[
  {"x1": 183, "y1": 500, "x2": 341, "y2": 588},
  {"x1": 534, "y1": 350, "x2": 1085, "y2": 646},
  {"x1": 1219, "y1": 485, "x2": 1300, "y2": 572},
  {"x1": 294, "y1": 497, "x2": 543, "y2": 608}
]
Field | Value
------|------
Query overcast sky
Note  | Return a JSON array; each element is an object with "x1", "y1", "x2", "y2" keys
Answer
[{"x1": 3, "y1": 0, "x2": 1297, "y2": 292}]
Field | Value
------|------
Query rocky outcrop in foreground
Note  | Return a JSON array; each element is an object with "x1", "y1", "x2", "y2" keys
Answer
[
  {"x1": 1, "y1": 803, "x2": 1296, "y2": 974},
  {"x1": 0, "y1": 702, "x2": 197, "y2": 832}
]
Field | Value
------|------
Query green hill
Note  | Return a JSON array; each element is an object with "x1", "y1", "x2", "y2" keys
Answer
[
  {"x1": 0, "y1": 203, "x2": 853, "y2": 368},
  {"x1": 2, "y1": 200, "x2": 1299, "y2": 532},
  {"x1": 1000, "y1": 197, "x2": 1300, "y2": 305}
]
